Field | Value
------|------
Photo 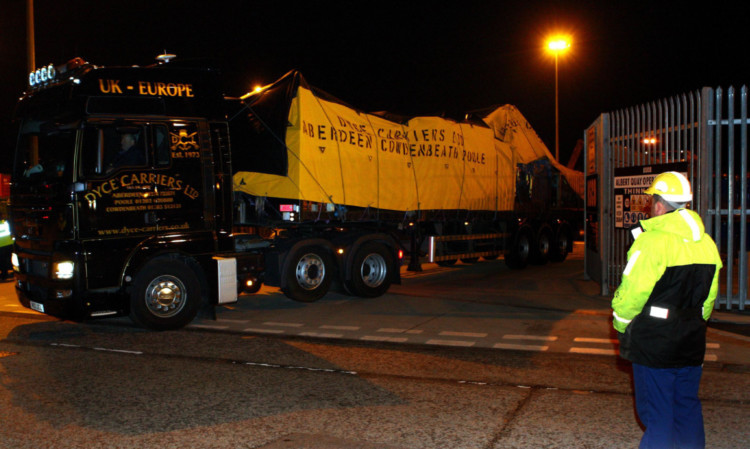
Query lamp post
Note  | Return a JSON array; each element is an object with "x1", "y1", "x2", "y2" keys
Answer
[
  {"x1": 546, "y1": 36, "x2": 571, "y2": 163},
  {"x1": 27, "y1": 0, "x2": 35, "y2": 72}
]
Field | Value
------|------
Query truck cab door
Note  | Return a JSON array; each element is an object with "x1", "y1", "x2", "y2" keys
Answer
[
  {"x1": 76, "y1": 120, "x2": 207, "y2": 289},
  {"x1": 78, "y1": 122, "x2": 156, "y2": 238},
  {"x1": 149, "y1": 121, "x2": 206, "y2": 233}
]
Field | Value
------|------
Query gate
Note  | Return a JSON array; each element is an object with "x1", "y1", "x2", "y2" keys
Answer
[{"x1": 585, "y1": 86, "x2": 748, "y2": 310}]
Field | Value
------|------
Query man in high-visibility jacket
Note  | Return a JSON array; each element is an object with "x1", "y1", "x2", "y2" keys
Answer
[{"x1": 612, "y1": 171, "x2": 722, "y2": 449}]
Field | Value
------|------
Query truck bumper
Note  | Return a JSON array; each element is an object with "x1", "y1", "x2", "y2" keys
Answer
[{"x1": 14, "y1": 276, "x2": 80, "y2": 318}]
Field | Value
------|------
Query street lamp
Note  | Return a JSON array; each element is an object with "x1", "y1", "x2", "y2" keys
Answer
[{"x1": 546, "y1": 35, "x2": 571, "y2": 163}]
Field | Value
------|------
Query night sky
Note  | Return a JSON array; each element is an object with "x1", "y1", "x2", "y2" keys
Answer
[{"x1": 1, "y1": 0, "x2": 749, "y2": 173}]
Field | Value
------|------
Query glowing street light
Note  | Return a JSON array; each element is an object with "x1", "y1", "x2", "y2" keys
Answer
[{"x1": 546, "y1": 35, "x2": 571, "y2": 163}]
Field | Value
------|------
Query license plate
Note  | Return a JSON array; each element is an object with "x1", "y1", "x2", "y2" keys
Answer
[{"x1": 30, "y1": 301, "x2": 45, "y2": 313}]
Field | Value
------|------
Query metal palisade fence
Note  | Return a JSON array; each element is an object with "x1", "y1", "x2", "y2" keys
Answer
[{"x1": 585, "y1": 86, "x2": 748, "y2": 310}]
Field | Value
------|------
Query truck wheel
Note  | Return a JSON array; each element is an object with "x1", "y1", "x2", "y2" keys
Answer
[
  {"x1": 530, "y1": 226, "x2": 552, "y2": 265},
  {"x1": 461, "y1": 257, "x2": 479, "y2": 264},
  {"x1": 550, "y1": 225, "x2": 570, "y2": 262},
  {"x1": 505, "y1": 228, "x2": 531, "y2": 269},
  {"x1": 129, "y1": 259, "x2": 201, "y2": 330},
  {"x1": 346, "y1": 242, "x2": 394, "y2": 297},
  {"x1": 282, "y1": 246, "x2": 332, "y2": 302}
]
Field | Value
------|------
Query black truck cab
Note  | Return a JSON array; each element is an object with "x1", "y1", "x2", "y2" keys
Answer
[{"x1": 11, "y1": 57, "x2": 262, "y2": 329}]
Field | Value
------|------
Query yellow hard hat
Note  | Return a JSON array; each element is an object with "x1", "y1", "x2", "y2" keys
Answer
[{"x1": 644, "y1": 171, "x2": 692, "y2": 202}]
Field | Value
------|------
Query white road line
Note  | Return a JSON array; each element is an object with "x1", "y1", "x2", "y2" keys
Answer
[
  {"x1": 320, "y1": 325, "x2": 360, "y2": 331},
  {"x1": 705, "y1": 353, "x2": 718, "y2": 362},
  {"x1": 216, "y1": 319, "x2": 250, "y2": 324},
  {"x1": 426, "y1": 339, "x2": 475, "y2": 347},
  {"x1": 440, "y1": 331, "x2": 488, "y2": 338},
  {"x1": 706, "y1": 342, "x2": 720, "y2": 349},
  {"x1": 93, "y1": 347, "x2": 143, "y2": 355},
  {"x1": 299, "y1": 332, "x2": 343, "y2": 338},
  {"x1": 377, "y1": 328, "x2": 423, "y2": 334},
  {"x1": 263, "y1": 322, "x2": 304, "y2": 328},
  {"x1": 493, "y1": 342, "x2": 549, "y2": 351},
  {"x1": 243, "y1": 328, "x2": 284, "y2": 334},
  {"x1": 503, "y1": 334, "x2": 558, "y2": 342},
  {"x1": 569, "y1": 347, "x2": 618, "y2": 356},
  {"x1": 574, "y1": 337, "x2": 619, "y2": 344},
  {"x1": 189, "y1": 324, "x2": 229, "y2": 330},
  {"x1": 361, "y1": 336, "x2": 409, "y2": 343}
]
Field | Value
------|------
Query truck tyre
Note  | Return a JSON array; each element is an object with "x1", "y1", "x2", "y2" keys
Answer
[
  {"x1": 129, "y1": 259, "x2": 201, "y2": 330},
  {"x1": 282, "y1": 246, "x2": 332, "y2": 302},
  {"x1": 346, "y1": 242, "x2": 394, "y2": 297},
  {"x1": 530, "y1": 225, "x2": 552, "y2": 265},
  {"x1": 550, "y1": 224, "x2": 570, "y2": 262},
  {"x1": 461, "y1": 257, "x2": 480, "y2": 264},
  {"x1": 505, "y1": 228, "x2": 531, "y2": 269}
]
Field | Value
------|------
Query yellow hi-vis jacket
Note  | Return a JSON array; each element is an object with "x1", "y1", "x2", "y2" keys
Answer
[
  {"x1": 612, "y1": 208, "x2": 722, "y2": 368},
  {"x1": 0, "y1": 220, "x2": 12, "y2": 248}
]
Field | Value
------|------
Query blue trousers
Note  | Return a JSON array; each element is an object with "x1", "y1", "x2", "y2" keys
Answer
[{"x1": 633, "y1": 363, "x2": 705, "y2": 449}]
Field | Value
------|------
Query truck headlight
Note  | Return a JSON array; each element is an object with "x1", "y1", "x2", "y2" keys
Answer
[{"x1": 53, "y1": 261, "x2": 75, "y2": 280}]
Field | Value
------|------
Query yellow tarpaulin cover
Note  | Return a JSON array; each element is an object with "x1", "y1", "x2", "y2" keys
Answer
[
  {"x1": 233, "y1": 84, "x2": 581, "y2": 212},
  {"x1": 483, "y1": 105, "x2": 584, "y2": 198}
]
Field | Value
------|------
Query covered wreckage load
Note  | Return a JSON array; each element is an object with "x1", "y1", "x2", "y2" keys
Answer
[{"x1": 229, "y1": 71, "x2": 583, "y2": 217}]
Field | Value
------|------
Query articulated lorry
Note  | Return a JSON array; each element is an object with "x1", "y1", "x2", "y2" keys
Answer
[{"x1": 10, "y1": 57, "x2": 583, "y2": 330}]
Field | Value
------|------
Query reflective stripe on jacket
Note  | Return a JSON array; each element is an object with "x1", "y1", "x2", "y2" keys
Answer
[{"x1": 611, "y1": 208, "x2": 722, "y2": 368}]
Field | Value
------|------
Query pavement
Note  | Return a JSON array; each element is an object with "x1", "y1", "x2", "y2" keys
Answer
[
  {"x1": 707, "y1": 310, "x2": 750, "y2": 339},
  {"x1": 2, "y1": 241, "x2": 749, "y2": 359},
  {"x1": 175, "y1": 242, "x2": 750, "y2": 366}
]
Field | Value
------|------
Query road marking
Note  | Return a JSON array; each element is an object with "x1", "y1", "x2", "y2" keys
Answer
[
  {"x1": 440, "y1": 331, "x2": 488, "y2": 338},
  {"x1": 299, "y1": 332, "x2": 343, "y2": 338},
  {"x1": 503, "y1": 334, "x2": 558, "y2": 341},
  {"x1": 426, "y1": 339, "x2": 475, "y2": 347},
  {"x1": 240, "y1": 360, "x2": 358, "y2": 376},
  {"x1": 361, "y1": 336, "x2": 409, "y2": 343},
  {"x1": 377, "y1": 328, "x2": 423, "y2": 334},
  {"x1": 264, "y1": 321, "x2": 304, "y2": 328},
  {"x1": 93, "y1": 347, "x2": 143, "y2": 355},
  {"x1": 320, "y1": 325, "x2": 360, "y2": 331},
  {"x1": 569, "y1": 347, "x2": 618, "y2": 355},
  {"x1": 705, "y1": 353, "x2": 718, "y2": 362},
  {"x1": 189, "y1": 324, "x2": 229, "y2": 330},
  {"x1": 243, "y1": 328, "x2": 284, "y2": 334},
  {"x1": 217, "y1": 318, "x2": 250, "y2": 324},
  {"x1": 493, "y1": 342, "x2": 549, "y2": 351},
  {"x1": 706, "y1": 342, "x2": 720, "y2": 349},
  {"x1": 574, "y1": 337, "x2": 618, "y2": 344}
]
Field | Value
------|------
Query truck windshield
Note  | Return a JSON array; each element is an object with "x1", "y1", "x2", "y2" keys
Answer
[{"x1": 13, "y1": 123, "x2": 75, "y2": 193}]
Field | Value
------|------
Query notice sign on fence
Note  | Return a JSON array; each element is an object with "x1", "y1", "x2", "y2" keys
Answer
[{"x1": 614, "y1": 163, "x2": 688, "y2": 228}]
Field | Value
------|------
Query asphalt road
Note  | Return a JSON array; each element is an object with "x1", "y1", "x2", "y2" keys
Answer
[{"x1": 0, "y1": 243, "x2": 749, "y2": 448}]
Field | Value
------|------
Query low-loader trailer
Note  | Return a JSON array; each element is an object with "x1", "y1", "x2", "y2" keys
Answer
[{"x1": 10, "y1": 57, "x2": 582, "y2": 330}]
